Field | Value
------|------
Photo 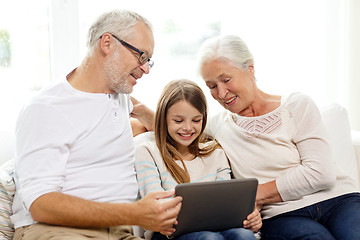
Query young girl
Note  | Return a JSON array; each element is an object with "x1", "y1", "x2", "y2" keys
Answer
[{"x1": 134, "y1": 79, "x2": 261, "y2": 240}]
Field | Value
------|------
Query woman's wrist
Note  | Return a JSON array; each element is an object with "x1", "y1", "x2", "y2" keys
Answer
[{"x1": 256, "y1": 180, "x2": 283, "y2": 206}]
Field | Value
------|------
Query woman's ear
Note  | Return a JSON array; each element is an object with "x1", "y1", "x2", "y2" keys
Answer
[
  {"x1": 248, "y1": 65, "x2": 255, "y2": 78},
  {"x1": 248, "y1": 65, "x2": 254, "y2": 73}
]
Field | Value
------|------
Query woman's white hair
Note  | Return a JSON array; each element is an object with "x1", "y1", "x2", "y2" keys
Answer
[
  {"x1": 87, "y1": 9, "x2": 153, "y2": 55},
  {"x1": 197, "y1": 35, "x2": 254, "y2": 74}
]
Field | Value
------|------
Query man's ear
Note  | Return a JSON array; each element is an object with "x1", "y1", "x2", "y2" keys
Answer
[{"x1": 99, "y1": 33, "x2": 112, "y2": 55}]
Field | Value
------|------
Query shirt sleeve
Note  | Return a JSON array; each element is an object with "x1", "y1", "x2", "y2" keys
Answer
[
  {"x1": 276, "y1": 94, "x2": 336, "y2": 201},
  {"x1": 215, "y1": 149, "x2": 232, "y2": 181},
  {"x1": 15, "y1": 103, "x2": 75, "y2": 210},
  {"x1": 134, "y1": 135, "x2": 165, "y2": 198},
  {"x1": 205, "y1": 113, "x2": 222, "y2": 138}
]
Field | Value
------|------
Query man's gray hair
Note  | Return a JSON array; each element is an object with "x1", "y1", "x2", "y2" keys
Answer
[
  {"x1": 197, "y1": 35, "x2": 254, "y2": 74},
  {"x1": 87, "y1": 9, "x2": 153, "y2": 54}
]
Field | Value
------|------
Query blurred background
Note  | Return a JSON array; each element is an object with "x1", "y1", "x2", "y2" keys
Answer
[{"x1": 1, "y1": 0, "x2": 360, "y2": 160}]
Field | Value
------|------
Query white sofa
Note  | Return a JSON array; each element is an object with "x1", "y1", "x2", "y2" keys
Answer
[
  {"x1": 1, "y1": 103, "x2": 360, "y2": 239},
  {"x1": 321, "y1": 103, "x2": 360, "y2": 188}
]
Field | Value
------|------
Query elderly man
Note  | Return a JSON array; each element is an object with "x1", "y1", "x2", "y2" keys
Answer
[{"x1": 11, "y1": 9, "x2": 181, "y2": 240}]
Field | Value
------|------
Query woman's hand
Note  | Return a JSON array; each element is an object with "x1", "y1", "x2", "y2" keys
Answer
[
  {"x1": 243, "y1": 207, "x2": 262, "y2": 233},
  {"x1": 130, "y1": 96, "x2": 155, "y2": 131}
]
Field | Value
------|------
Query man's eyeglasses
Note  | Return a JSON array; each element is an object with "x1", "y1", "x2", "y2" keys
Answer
[{"x1": 105, "y1": 34, "x2": 154, "y2": 68}]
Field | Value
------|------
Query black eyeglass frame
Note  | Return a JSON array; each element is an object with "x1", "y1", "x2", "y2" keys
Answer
[{"x1": 102, "y1": 34, "x2": 154, "y2": 68}]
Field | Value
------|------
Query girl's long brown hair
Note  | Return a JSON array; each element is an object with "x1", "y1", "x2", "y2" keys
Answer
[{"x1": 155, "y1": 79, "x2": 219, "y2": 184}]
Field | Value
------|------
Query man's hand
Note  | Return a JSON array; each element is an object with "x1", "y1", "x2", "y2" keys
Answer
[{"x1": 133, "y1": 191, "x2": 182, "y2": 235}]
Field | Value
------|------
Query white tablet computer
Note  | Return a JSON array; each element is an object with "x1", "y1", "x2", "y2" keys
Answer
[{"x1": 170, "y1": 178, "x2": 258, "y2": 238}]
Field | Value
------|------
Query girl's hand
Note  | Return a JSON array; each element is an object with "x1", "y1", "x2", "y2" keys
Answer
[{"x1": 243, "y1": 207, "x2": 262, "y2": 233}]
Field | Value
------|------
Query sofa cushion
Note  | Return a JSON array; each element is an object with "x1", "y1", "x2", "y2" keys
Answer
[
  {"x1": 0, "y1": 159, "x2": 15, "y2": 239},
  {"x1": 321, "y1": 103, "x2": 359, "y2": 188}
]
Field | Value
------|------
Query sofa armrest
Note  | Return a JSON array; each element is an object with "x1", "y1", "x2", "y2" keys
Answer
[{"x1": 352, "y1": 130, "x2": 360, "y2": 189}]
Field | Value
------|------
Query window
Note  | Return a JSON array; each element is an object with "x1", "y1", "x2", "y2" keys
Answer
[
  {"x1": 0, "y1": 30, "x2": 11, "y2": 67},
  {"x1": 0, "y1": 0, "x2": 50, "y2": 160}
]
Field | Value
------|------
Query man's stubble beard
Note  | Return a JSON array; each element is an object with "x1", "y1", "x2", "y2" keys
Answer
[{"x1": 104, "y1": 51, "x2": 133, "y2": 94}]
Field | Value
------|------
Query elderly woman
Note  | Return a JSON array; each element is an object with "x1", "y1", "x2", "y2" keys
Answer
[{"x1": 197, "y1": 35, "x2": 360, "y2": 240}]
